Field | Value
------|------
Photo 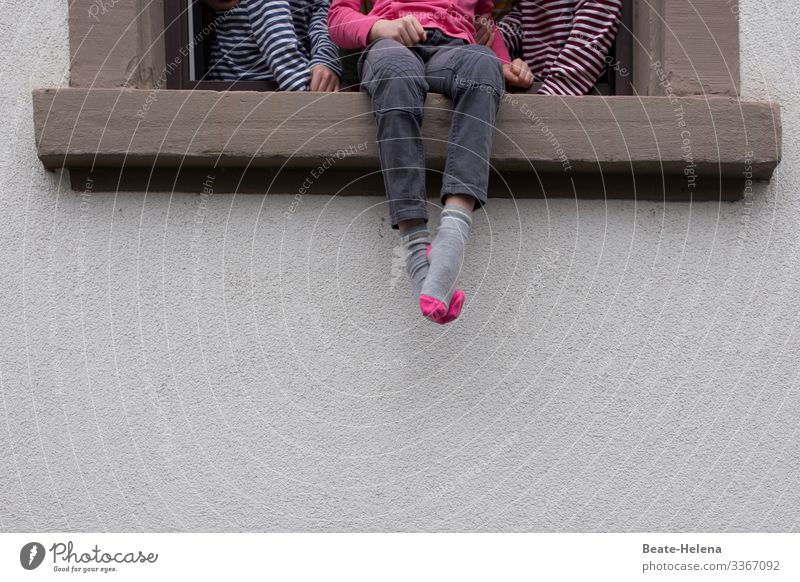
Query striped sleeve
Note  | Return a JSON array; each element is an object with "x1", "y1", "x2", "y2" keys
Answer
[
  {"x1": 538, "y1": 0, "x2": 623, "y2": 96},
  {"x1": 307, "y1": 0, "x2": 343, "y2": 76},
  {"x1": 497, "y1": 3, "x2": 524, "y2": 61},
  {"x1": 245, "y1": 0, "x2": 311, "y2": 90}
]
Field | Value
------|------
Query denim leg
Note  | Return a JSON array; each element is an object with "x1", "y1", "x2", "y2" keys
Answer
[
  {"x1": 359, "y1": 39, "x2": 429, "y2": 229},
  {"x1": 424, "y1": 44, "x2": 504, "y2": 209}
]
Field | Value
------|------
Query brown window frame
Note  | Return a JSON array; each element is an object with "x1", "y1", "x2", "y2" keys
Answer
[
  {"x1": 611, "y1": 0, "x2": 634, "y2": 95},
  {"x1": 42, "y1": 0, "x2": 774, "y2": 198},
  {"x1": 163, "y1": 0, "x2": 634, "y2": 95}
]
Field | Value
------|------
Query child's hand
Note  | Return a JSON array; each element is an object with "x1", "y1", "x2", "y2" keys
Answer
[
  {"x1": 310, "y1": 65, "x2": 340, "y2": 92},
  {"x1": 201, "y1": 0, "x2": 239, "y2": 10},
  {"x1": 503, "y1": 58, "x2": 534, "y2": 89},
  {"x1": 368, "y1": 16, "x2": 427, "y2": 46},
  {"x1": 474, "y1": 15, "x2": 495, "y2": 47}
]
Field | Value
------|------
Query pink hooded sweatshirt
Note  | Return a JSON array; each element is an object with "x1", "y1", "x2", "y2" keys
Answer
[{"x1": 328, "y1": 0, "x2": 511, "y2": 64}]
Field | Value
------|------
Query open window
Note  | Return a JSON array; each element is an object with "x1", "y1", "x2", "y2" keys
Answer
[
  {"x1": 34, "y1": 0, "x2": 780, "y2": 197},
  {"x1": 163, "y1": 0, "x2": 634, "y2": 94}
]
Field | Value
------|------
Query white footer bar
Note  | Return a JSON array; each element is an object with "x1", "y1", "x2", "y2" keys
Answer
[{"x1": 1, "y1": 533, "x2": 797, "y2": 581}]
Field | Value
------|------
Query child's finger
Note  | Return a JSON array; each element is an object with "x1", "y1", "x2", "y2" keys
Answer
[
  {"x1": 395, "y1": 24, "x2": 411, "y2": 46},
  {"x1": 326, "y1": 74, "x2": 339, "y2": 92},
  {"x1": 503, "y1": 67, "x2": 520, "y2": 85},
  {"x1": 404, "y1": 21, "x2": 423, "y2": 44},
  {"x1": 519, "y1": 61, "x2": 534, "y2": 87},
  {"x1": 409, "y1": 16, "x2": 427, "y2": 42},
  {"x1": 396, "y1": 21, "x2": 409, "y2": 43},
  {"x1": 309, "y1": 69, "x2": 321, "y2": 91},
  {"x1": 513, "y1": 59, "x2": 528, "y2": 78},
  {"x1": 524, "y1": 70, "x2": 534, "y2": 86},
  {"x1": 315, "y1": 72, "x2": 326, "y2": 92},
  {"x1": 404, "y1": 23, "x2": 422, "y2": 44},
  {"x1": 506, "y1": 66, "x2": 524, "y2": 87}
]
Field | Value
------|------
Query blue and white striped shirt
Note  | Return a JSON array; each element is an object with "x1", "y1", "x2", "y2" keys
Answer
[{"x1": 207, "y1": 0, "x2": 342, "y2": 90}]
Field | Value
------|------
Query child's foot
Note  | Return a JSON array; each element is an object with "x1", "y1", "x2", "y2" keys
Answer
[
  {"x1": 437, "y1": 289, "x2": 466, "y2": 324},
  {"x1": 419, "y1": 203, "x2": 472, "y2": 324},
  {"x1": 419, "y1": 244, "x2": 466, "y2": 324},
  {"x1": 399, "y1": 224, "x2": 465, "y2": 324},
  {"x1": 419, "y1": 294, "x2": 448, "y2": 322}
]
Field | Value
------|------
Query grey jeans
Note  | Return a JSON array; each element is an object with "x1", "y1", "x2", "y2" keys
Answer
[{"x1": 358, "y1": 30, "x2": 505, "y2": 228}]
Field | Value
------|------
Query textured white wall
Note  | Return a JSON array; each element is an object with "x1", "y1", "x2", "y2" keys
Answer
[{"x1": 0, "y1": 0, "x2": 798, "y2": 532}]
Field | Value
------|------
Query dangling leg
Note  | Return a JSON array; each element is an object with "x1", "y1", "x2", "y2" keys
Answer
[
  {"x1": 360, "y1": 39, "x2": 433, "y2": 308},
  {"x1": 421, "y1": 44, "x2": 504, "y2": 322}
]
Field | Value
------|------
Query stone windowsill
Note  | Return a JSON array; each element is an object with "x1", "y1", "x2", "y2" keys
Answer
[{"x1": 32, "y1": 88, "x2": 781, "y2": 199}]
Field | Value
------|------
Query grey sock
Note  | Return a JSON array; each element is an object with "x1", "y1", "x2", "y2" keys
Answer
[
  {"x1": 420, "y1": 204, "x2": 472, "y2": 304},
  {"x1": 399, "y1": 224, "x2": 431, "y2": 298}
]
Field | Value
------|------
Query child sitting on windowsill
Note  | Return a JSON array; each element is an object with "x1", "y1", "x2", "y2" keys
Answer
[
  {"x1": 328, "y1": 0, "x2": 534, "y2": 324},
  {"x1": 202, "y1": 0, "x2": 342, "y2": 91},
  {"x1": 481, "y1": 0, "x2": 623, "y2": 95}
]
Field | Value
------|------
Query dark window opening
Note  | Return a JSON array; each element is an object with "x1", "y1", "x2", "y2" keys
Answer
[
  {"x1": 163, "y1": 0, "x2": 633, "y2": 94},
  {"x1": 163, "y1": 0, "x2": 277, "y2": 90},
  {"x1": 609, "y1": 0, "x2": 634, "y2": 96}
]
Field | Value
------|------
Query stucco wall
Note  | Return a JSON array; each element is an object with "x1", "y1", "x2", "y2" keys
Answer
[{"x1": 0, "y1": 0, "x2": 798, "y2": 532}]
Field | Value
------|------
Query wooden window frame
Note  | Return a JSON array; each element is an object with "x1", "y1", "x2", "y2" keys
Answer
[
  {"x1": 38, "y1": 0, "x2": 778, "y2": 198},
  {"x1": 66, "y1": 0, "x2": 740, "y2": 97},
  {"x1": 161, "y1": 0, "x2": 635, "y2": 95}
]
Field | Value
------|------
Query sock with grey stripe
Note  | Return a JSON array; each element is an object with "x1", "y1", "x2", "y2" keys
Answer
[
  {"x1": 399, "y1": 224, "x2": 431, "y2": 298},
  {"x1": 419, "y1": 204, "x2": 472, "y2": 322}
]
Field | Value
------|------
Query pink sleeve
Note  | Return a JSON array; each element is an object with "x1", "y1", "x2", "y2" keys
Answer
[
  {"x1": 475, "y1": 0, "x2": 510, "y2": 64},
  {"x1": 489, "y1": 25, "x2": 511, "y2": 64},
  {"x1": 328, "y1": 0, "x2": 382, "y2": 49}
]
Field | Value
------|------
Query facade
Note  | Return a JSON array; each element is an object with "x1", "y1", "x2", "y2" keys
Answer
[{"x1": 0, "y1": 0, "x2": 797, "y2": 532}]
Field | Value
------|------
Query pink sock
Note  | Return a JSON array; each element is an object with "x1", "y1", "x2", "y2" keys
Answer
[
  {"x1": 438, "y1": 289, "x2": 465, "y2": 324},
  {"x1": 419, "y1": 294, "x2": 448, "y2": 322}
]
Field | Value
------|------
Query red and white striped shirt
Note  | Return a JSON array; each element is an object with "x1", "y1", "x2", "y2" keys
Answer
[{"x1": 498, "y1": 0, "x2": 623, "y2": 96}]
